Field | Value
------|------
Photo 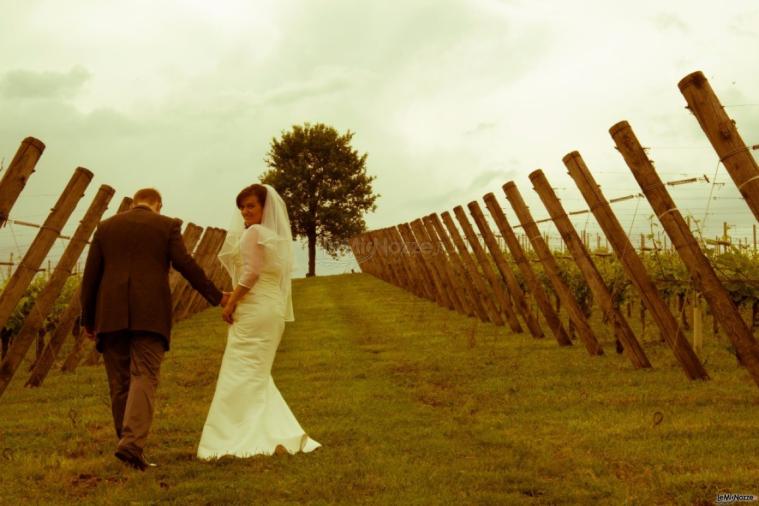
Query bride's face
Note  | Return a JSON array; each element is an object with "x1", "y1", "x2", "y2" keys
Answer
[{"x1": 240, "y1": 195, "x2": 263, "y2": 227}]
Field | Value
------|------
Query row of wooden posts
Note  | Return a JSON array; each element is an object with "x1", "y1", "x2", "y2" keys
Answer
[
  {"x1": 0, "y1": 138, "x2": 231, "y2": 398},
  {"x1": 349, "y1": 71, "x2": 759, "y2": 391}
]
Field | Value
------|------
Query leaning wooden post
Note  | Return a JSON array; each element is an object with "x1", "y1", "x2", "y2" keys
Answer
[
  {"x1": 440, "y1": 212, "x2": 505, "y2": 326},
  {"x1": 368, "y1": 232, "x2": 388, "y2": 282},
  {"x1": 365, "y1": 231, "x2": 391, "y2": 284},
  {"x1": 387, "y1": 227, "x2": 422, "y2": 298},
  {"x1": 420, "y1": 217, "x2": 475, "y2": 317},
  {"x1": 503, "y1": 182, "x2": 603, "y2": 356},
  {"x1": 692, "y1": 293, "x2": 703, "y2": 355},
  {"x1": 0, "y1": 168, "x2": 93, "y2": 332},
  {"x1": 171, "y1": 227, "x2": 216, "y2": 317},
  {"x1": 369, "y1": 230, "x2": 395, "y2": 285},
  {"x1": 453, "y1": 206, "x2": 522, "y2": 332},
  {"x1": 679, "y1": 71, "x2": 759, "y2": 222},
  {"x1": 176, "y1": 228, "x2": 224, "y2": 320},
  {"x1": 352, "y1": 234, "x2": 375, "y2": 277},
  {"x1": 408, "y1": 222, "x2": 461, "y2": 310},
  {"x1": 169, "y1": 223, "x2": 204, "y2": 295},
  {"x1": 564, "y1": 151, "x2": 708, "y2": 379},
  {"x1": 611, "y1": 121, "x2": 759, "y2": 384},
  {"x1": 380, "y1": 228, "x2": 412, "y2": 292},
  {"x1": 529, "y1": 170, "x2": 650, "y2": 368},
  {"x1": 0, "y1": 137, "x2": 45, "y2": 227},
  {"x1": 368, "y1": 232, "x2": 386, "y2": 281},
  {"x1": 0, "y1": 184, "x2": 114, "y2": 395},
  {"x1": 395, "y1": 223, "x2": 437, "y2": 301},
  {"x1": 483, "y1": 193, "x2": 572, "y2": 346},
  {"x1": 175, "y1": 228, "x2": 226, "y2": 321},
  {"x1": 374, "y1": 229, "x2": 403, "y2": 288},
  {"x1": 409, "y1": 219, "x2": 457, "y2": 311},
  {"x1": 25, "y1": 186, "x2": 116, "y2": 387},
  {"x1": 183, "y1": 231, "x2": 227, "y2": 318},
  {"x1": 468, "y1": 201, "x2": 543, "y2": 338},
  {"x1": 397, "y1": 223, "x2": 439, "y2": 303},
  {"x1": 425, "y1": 214, "x2": 489, "y2": 321},
  {"x1": 187, "y1": 242, "x2": 229, "y2": 317},
  {"x1": 366, "y1": 232, "x2": 386, "y2": 281}
]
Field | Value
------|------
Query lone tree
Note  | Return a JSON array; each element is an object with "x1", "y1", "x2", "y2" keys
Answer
[{"x1": 262, "y1": 123, "x2": 378, "y2": 277}]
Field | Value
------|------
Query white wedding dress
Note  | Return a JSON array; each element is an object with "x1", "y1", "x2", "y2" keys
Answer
[{"x1": 197, "y1": 188, "x2": 320, "y2": 459}]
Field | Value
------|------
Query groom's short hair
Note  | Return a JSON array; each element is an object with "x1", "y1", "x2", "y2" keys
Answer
[{"x1": 133, "y1": 188, "x2": 162, "y2": 206}]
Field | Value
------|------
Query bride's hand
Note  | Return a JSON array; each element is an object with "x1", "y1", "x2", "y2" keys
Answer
[{"x1": 222, "y1": 302, "x2": 236, "y2": 324}]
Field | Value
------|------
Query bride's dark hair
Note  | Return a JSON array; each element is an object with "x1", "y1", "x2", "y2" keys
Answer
[{"x1": 236, "y1": 184, "x2": 267, "y2": 209}]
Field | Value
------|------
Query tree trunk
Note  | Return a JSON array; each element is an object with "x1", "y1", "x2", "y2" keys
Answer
[{"x1": 307, "y1": 230, "x2": 316, "y2": 277}]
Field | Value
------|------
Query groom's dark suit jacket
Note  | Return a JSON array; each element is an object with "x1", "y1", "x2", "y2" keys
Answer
[{"x1": 81, "y1": 205, "x2": 223, "y2": 352}]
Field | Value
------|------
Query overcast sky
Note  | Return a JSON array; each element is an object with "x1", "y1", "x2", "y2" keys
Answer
[{"x1": 1, "y1": 0, "x2": 758, "y2": 277}]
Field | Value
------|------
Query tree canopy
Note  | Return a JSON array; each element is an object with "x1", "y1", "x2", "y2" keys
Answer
[{"x1": 262, "y1": 123, "x2": 378, "y2": 276}]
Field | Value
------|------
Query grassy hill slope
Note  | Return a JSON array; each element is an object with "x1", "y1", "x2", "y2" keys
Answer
[{"x1": 0, "y1": 273, "x2": 757, "y2": 504}]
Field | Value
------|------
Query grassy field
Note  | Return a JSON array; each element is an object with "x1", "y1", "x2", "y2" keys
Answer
[{"x1": 1, "y1": 273, "x2": 758, "y2": 505}]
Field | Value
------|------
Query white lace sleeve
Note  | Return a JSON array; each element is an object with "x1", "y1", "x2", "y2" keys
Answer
[{"x1": 238, "y1": 226, "x2": 266, "y2": 288}]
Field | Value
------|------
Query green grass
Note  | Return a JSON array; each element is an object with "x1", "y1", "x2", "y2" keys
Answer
[{"x1": 1, "y1": 273, "x2": 758, "y2": 504}]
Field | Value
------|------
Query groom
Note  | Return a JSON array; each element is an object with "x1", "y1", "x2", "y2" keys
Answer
[{"x1": 81, "y1": 188, "x2": 228, "y2": 471}]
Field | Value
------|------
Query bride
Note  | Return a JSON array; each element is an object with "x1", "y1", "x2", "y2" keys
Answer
[{"x1": 197, "y1": 183, "x2": 320, "y2": 459}]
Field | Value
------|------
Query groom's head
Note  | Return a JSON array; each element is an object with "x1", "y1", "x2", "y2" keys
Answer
[{"x1": 132, "y1": 188, "x2": 163, "y2": 214}]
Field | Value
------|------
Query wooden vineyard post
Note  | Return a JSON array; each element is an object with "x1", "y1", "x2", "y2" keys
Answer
[
  {"x1": 187, "y1": 229, "x2": 227, "y2": 318},
  {"x1": 421, "y1": 215, "x2": 477, "y2": 318},
  {"x1": 0, "y1": 184, "x2": 115, "y2": 396},
  {"x1": 529, "y1": 170, "x2": 650, "y2": 368},
  {"x1": 483, "y1": 193, "x2": 572, "y2": 346},
  {"x1": 175, "y1": 229, "x2": 226, "y2": 322},
  {"x1": 389, "y1": 226, "x2": 425, "y2": 298},
  {"x1": 692, "y1": 293, "x2": 703, "y2": 355},
  {"x1": 679, "y1": 71, "x2": 759, "y2": 222},
  {"x1": 170, "y1": 223, "x2": 204, "y2": 295},
  {"x1": 397, "y1": 223, "x2": 439, "y2": 303},
  {"x1": 0, "y1": 168, "x2": 93, "y2": 332},
  {"x1": 409, "y1": 219, "x2": 459, "y2": 312},
  {"x1": 395, "y1": 223, "x2": 437, "y2": 301},
  {"x1": 354, "y1": 234, "x2": 376, "y2": 277},
  {"x1": 564, "y1": 151, "x2": 708, "y2": 379},
  {"x1": 115, "y1": 196, "x2": 133, "y2": 213},
  {"x1": 467, "y1": 201, "x2": 543, "y2": 338},
  {"x1": 171, "y1": 227, "x2": 217, "y2": 318},
  {"x1": 503, "y1": 182, "x2": 603, "y2": 356},
  {"x1": 440, "y1": 211, "x2": 505, "y2": 326},
  {"x1": 25, "y1": 186, "x2": 116, "y2": 386},
  {"x1": 0, "y1": 137, "x2": 45, "y2": 226},
  {"x1": 376, "y1": 229, "x2": 404, "y2": 288},
  {"x1": 381, "y1": 228, "x2": 413, "y2": 292},
  {"x1": 182, "y1": 230, "x2": 229, "y2": 319},
  {"x1": 611, "y1": 120, "x2": 759, "y2": 385},
  {"x1": 363, "y1": 232, "x2": 385, "y2": 282},
  {"x1": 348, "y1": 236, "x2": 362, "y2": 272},
  {"x1": 364, "y1": 231, "x2": 392, "y2": 285},
  {"x1": 425, "y1": 214, "x2": 490, "y2": 322},
  {"x1": 453, "y1": 206, "x2": 522, "y2": 332}
]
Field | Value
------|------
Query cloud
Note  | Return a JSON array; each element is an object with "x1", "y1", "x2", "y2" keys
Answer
[
  {"x1": 254, "y1": 67, "x2": 372, "y2": 108},
  {"x1": 650, "y1": 12, "x2": 689, "y2": 32},
  {"x1": 0, "y1": 65, "x2": 91, "y2": 99},
  {"x1": 465, "y1": 122, "x2": 498, "y2": 136}
]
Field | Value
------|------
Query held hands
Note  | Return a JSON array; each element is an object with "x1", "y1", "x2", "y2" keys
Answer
[
  {"x1": 220, "y1": 291, "x2": 236, "y2": 324},
  {"x1": 222, "y1": 301, "x2": 237, "y2": 324}
]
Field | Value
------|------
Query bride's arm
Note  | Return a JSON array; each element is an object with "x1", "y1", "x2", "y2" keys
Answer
[{"x1": 222, "y1": 226, "x2": 265, "y2": 323}]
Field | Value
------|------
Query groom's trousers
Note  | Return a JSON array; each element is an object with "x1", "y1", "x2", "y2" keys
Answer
[{"x1": 101, "y1": 330, "x2": 165, "y2": 454}]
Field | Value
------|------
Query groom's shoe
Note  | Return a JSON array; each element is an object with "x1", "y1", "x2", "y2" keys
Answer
[{"x1": 115, "y1": 445, "x2": 157, "y2": 471}]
